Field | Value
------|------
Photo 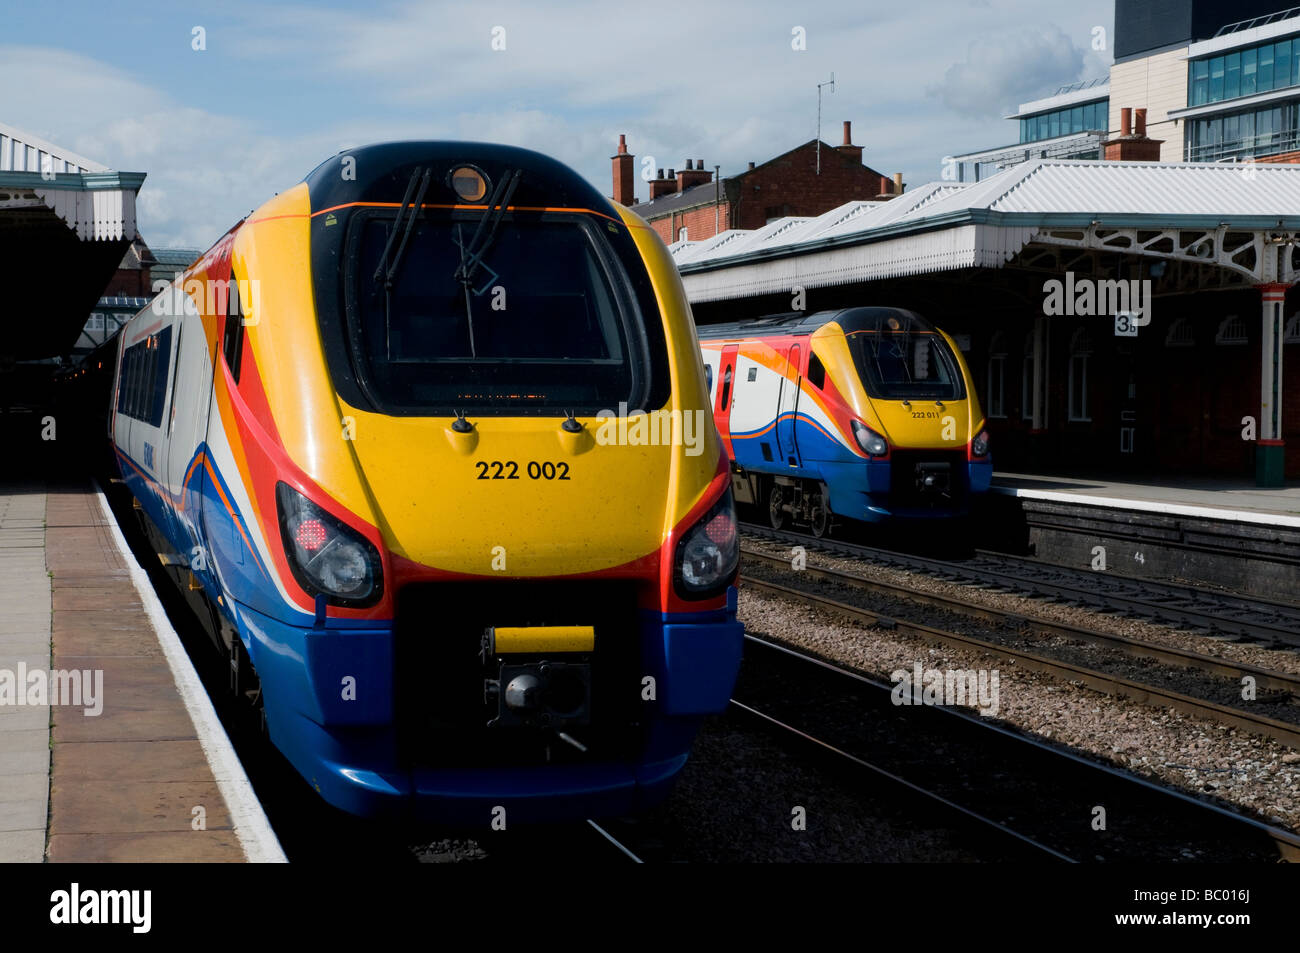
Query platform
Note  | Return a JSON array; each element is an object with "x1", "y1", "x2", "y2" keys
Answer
[
  {"x1": 993, "y1": 472, "x2": 1300, "y2": 525},
  {"x1": 981, "y1": 473, "x2": 1300, "y2": 598},
  {"x1": 0, "y1": 480, "x2": 283, "y2": 862}
]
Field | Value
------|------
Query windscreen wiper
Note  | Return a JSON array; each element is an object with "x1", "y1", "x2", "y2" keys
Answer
[
  {"x1": 452, "y1": 168, "x2": 521, "y2": 357},
  {"x1": 455, "y1": 168, "x2": 520, "y2": 294},
  {"x1": 373, "y1": 166, "x2": 432, "y2": 288}
]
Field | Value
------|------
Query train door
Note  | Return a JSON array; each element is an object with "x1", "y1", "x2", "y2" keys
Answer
[
  {"x1": 714, "y1": 344, "x2": 739, "y2": 455},
  {"x1": 774, "y1": 343, "x2": 802, "y2": 468},
  {"x1": 165, "y1": 287, "x2": 215, "y2": 568}
]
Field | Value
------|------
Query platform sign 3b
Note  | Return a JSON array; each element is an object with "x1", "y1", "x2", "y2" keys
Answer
[{"x1": 1114, "y1": 311, "x2": 1141, "y2": 337}]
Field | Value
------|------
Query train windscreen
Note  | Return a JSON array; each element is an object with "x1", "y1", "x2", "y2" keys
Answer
[
  {"x1": 843, "y1": 311, "x2": 965, "y2": 401},
  {"x1": 342, "y1": 211, "x2": 653, "y2": 414}
]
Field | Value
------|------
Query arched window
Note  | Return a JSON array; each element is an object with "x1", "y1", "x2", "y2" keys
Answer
[
  {"x1": 1068, "y1": 328, "x2": 1092, "y2": 422},
  {"x1": 678, "y1": 226, "x2": 688, "y2": 242},
  {"x1": 1215, "y1": 314, "x2": 1248, "y2": 345},
  {"x1": 1285, "y1": 313, "x2": 1300, "y2": 343},
  {"x1": 986, "y1": 332, "x2": 1007, "y2": 418},
  {"x1": 1164, "y1": 317, "x2": 1196, "y2": 348},
  {"x1": 1021, "y1": 333, "x2": 1035, "y2": 421}
]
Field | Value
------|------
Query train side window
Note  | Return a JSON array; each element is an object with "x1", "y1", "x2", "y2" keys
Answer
[
  {"x1": 167, "y1": 326, "x2": 183, "y2": 434},
  {"x1": 719, "y1": 366, "x2": 732, "y2": 411},
  {"x1": 807, "y1": 353, "x2": 826, "y2": 389},
  {"x1": 149, "y1": 327, "x2": 173, "y2": 427},
  {"x1": 129, "y1": 343, "x2": 145, "y2": 420},
  {"x1": 223, "y1": 274, "x2": 243, "y2": 383},
  {"x1": 117, "y1": 345, "x2": 132, "y2": 414}
]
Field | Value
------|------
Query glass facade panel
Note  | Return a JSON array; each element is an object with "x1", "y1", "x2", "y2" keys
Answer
[
  {"x1": 1016, "y1": 99, "x2": 1108, "y2": 144},
  {"x1": 1186, "y1": 102, "x2": 1300, "y2": 161},
  {"x1": 1190, "y1": 35, "x2": 1300, "y2": 104},
  {"x1": 1191, "y1": 59, "x2": 1209, "y2": 105},
  {"x1": 1226, "y1": 51, "x2": 1241, "y2": 99}
]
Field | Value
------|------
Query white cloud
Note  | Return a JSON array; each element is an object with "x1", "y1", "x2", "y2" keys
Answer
[
  {"x1": 0, "y1": 0, "x2": 1115, "y2": 246},
  {"x1": 927, "y1": 26, "x2": 1088, "y2": 118}
]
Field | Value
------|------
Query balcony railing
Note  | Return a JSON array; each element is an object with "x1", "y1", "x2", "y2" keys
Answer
[{"x1": 1186, "y1": 128, "x2": 1300, "y2": 162}]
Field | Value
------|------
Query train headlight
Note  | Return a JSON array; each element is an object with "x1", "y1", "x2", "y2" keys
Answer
[
  {"x1": 275, "y1": 483, "x2": 383, "y2": 606},
  {"x1": 675, "y1": 487, "x2": 739, "y2": 599},
  {"x1": 851, "y1": 420, "x2": 888, "y2": 457},
  {"x1": 972, "y1": 429, "x2": 991, "y2": 458}
]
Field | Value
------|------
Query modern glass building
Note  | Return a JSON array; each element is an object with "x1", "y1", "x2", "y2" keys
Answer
[
  {"x1": 950, "y1": 79, "x2": 1108, "y2": 183},
  {"x1": 1179, "y1": 13, "x2": 1300, "y2": 161}
]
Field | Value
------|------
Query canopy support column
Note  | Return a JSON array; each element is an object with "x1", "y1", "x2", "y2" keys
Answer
[{"x1": 1257, "y1": 283, "x2": 1288, "y2": 487}]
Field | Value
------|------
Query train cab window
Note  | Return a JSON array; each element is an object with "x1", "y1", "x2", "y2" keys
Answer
[
  {"x1": 222, "y1": 275, "x2": 244, "y2": 383},
  {"x1": 719, "y1": 366, "x2": 732, "y2": 411},
  {"x1": 343, "y1": 212, "x2": 658, "y2": 415},
  {"x1": 807, "y1": 353, "x2": 826, "y2": 390},
  {"x1": 843, "y1": 311, "x2": 964, "y2": 401},
  {"x1": 704, "y1": 362, "x2": 714, "y2": 395}
]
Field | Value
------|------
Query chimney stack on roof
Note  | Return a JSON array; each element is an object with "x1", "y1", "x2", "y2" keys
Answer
[
  {"x1": 874, "y1": 171, "x2": 905, "y2": 201},
  {"x1": 611, "y1": 133, "x2": 635, "y2": 206},
  {"x1": 834, "y1": 119, "x2": 863, "y2": 165},
  {"x1": 648, "y1": 167, "x2": 678, "y2": 200},
  {"x1": 676, "y1": 158, "x2": 713, "y2": 192},
  {"x1": 1104, "y1": 105, "x2": 1163, "y2": 162}
]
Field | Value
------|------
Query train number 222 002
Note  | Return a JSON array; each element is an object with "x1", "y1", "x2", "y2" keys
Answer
[{"x1": 475, "y1": 460, "x2": 572, "y2": 481}]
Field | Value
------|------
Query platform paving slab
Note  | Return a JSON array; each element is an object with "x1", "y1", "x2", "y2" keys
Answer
[
  {"x1": 43, "y1": 484, "x2": 250, "y2": 862},
  {"x1": 0, "y1": 485, "x2": 50, "y2": 862}
]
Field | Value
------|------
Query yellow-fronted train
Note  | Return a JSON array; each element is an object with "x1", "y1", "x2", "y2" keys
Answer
[{"x1": 109, "y1": 142, "x2": 743, "y2": 822}]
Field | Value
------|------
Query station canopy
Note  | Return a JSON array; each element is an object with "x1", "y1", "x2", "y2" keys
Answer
[
  {"x1": 0, "y1": 121, "x2": 145, "y2": 361},
  {"x1": 670, "y1": 158, "x2": 1300, "y2": 303}
]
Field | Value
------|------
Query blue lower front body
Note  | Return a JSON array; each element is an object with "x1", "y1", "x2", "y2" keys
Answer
[
  {"x1": 731, "y1": 417, "x2": 993, "y2": 523},
  {"x1": 821, "y1": 457, "x2": 993, "y2": 522},
  {"x1": 235, "y1": 593, "x2": 744, "y2": 824}
]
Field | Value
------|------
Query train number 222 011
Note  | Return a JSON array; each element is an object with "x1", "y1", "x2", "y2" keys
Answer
[{"x1": 475, "y1": 460, "x2": 571, "y2": 481}]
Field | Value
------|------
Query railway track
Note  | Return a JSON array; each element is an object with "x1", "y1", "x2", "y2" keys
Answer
[
  {"x1": 734, "y1": 632, "x2": 1300, "y2": 862},
  {"x1": 585, "y1": 819, "x2": 646, "y2": 863},
  {"x1": 728, "y1": 697, "x2": 1073, "y2": 861},
  {"x1": 740, "y1": 568, "x2": 1300, "y2": 750},
  {"x1": 740, "y1": 522, "x2": 1300, "y2": 648}
]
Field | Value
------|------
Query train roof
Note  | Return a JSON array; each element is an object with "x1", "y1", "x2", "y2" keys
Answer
[
  {"x1": 303, "y1": 141, "x2": 615, "y2": 217},
  {"x1": 695, "y1": 306, "x2": 932, "y2": 341}
]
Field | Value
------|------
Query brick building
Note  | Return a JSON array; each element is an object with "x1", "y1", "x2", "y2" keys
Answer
[{"x1": 611, "y1": 123, "x2": 900, "y2": 245}]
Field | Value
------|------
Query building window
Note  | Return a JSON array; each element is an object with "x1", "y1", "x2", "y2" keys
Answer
[
  {"x1": 1189, "y1": 37, "x2": 1300, "y2": 108},
  {"x1": 1068, "y1": 328, "x2": 1091, "y2": 422},
  {"x1": 1165, "y1": 318, "x2": 1196, "y2": 348},
  {"x1": 985, "y1": 332, "x2": 1007, "y2": 418},
  {"x1": 1019, "y1": 99, "x2": 1107, "y2": 143},
  {"x1": 1285, "y1": 314, "x2": 1300, "y2": 343},
  {"x1": 1021, "y1": 334, "x2": 1036, "y2": 421},
  {"x1": 678, "y1": 226, "x2": 688, "y2": 242},
  {"x1": 1216, "y1": 314, "x2": 1248, "y2": 345},
  {"x1": 1186, "y1": 101, "x2": 1299, "y2": 162}
]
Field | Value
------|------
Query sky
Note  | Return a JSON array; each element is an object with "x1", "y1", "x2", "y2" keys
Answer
[{"x1": 0, "y1": 0, "x2": 1114, "y2": 249}]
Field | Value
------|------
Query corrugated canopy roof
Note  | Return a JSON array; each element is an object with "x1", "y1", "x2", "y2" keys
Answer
[{"x1": 672, "y1": 158, "x2": 1300, "y2": 302}]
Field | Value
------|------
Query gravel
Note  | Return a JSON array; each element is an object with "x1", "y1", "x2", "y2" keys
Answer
[
  {"x1": 738, "y1": 586, "x2": 1300, "y2": 833},
  {"x1": 740, "y1": 551, "x2": 1300, "y2": 729},
  {"x1": 741, "y1": 535, "x2": 1300, "y2": 678}
]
